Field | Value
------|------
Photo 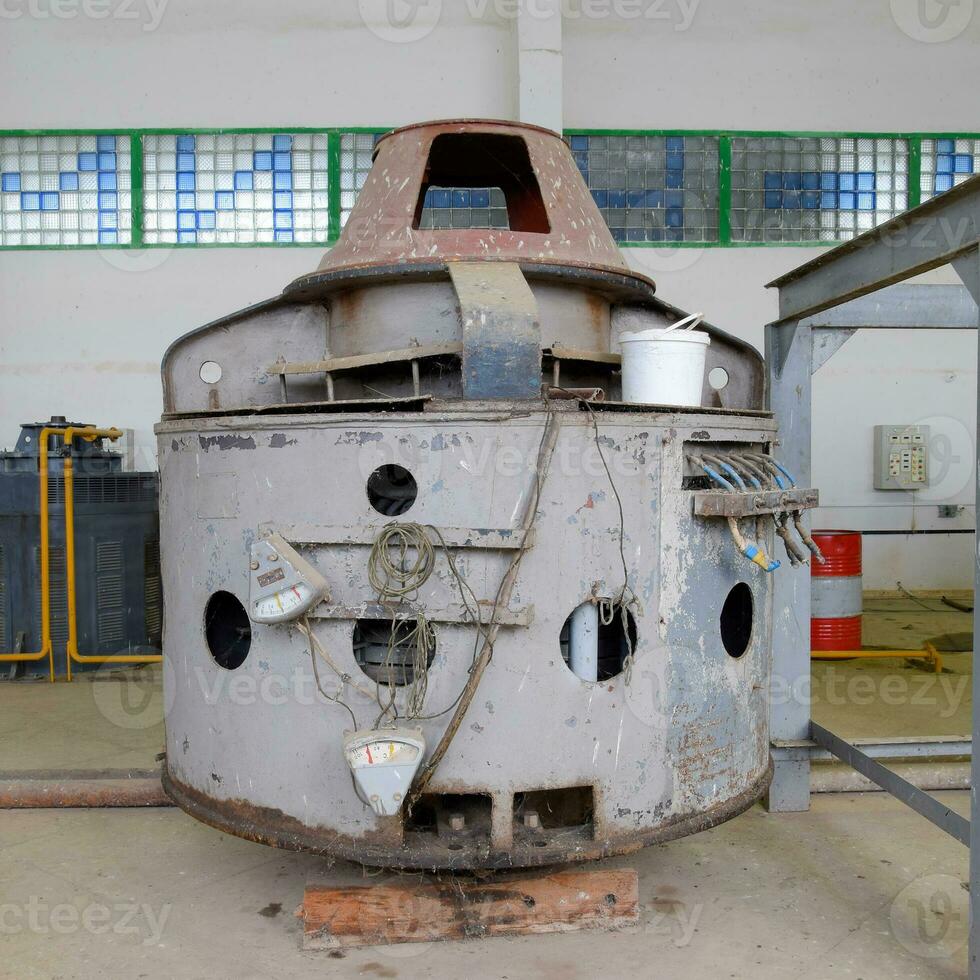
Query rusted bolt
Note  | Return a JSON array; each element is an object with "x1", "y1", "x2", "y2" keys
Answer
[
  {"x1": 250, "y1": 560, "x2": 259, "y2": 570},
  {"x1": 523, "y1": 810, "x2": 540, "y2": 829},
  {"x1": 268, "y1": 552, "x2": 279, "y2": 562},
  {"x1": 449, "y1": 813, "x2": 465, "y2": 832}
]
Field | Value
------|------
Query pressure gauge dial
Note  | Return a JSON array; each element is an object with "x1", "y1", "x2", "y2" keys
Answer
[
  {"x1": 343, "y1": 728, "x2": 425, "y2": 816},
  {"x1": 247, "y1": 532, "x2": 329, "y2": 624}
]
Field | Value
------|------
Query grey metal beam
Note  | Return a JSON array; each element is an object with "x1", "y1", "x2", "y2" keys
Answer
[
  {"x1": 801, "y1": 283, "x2": 979, "y2": 330},
  {"x1": 810, "y1": 723, "x2": 970, "y2": 846},
  {"x1": 811, "y1": 328, "x2": 855, "y2": 374},
  {"x1": 772, "y1": 734, "x2": 972, "y2": 763},
  {"x1": 764, "y1": 318, "x2": 813, "y2": 813},
  {"x1": 768, "y1": 175, "x2": 980, "y2": 322}
]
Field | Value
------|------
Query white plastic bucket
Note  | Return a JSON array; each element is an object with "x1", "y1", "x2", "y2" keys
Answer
[{"x1": 619, "y1": 327, "x2": 711, "y2": 406}]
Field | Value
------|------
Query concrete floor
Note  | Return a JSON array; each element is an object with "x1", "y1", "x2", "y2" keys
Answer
[
  {"x1": 0, "y1": 793, "x2": 969, "y2": 979},
  {"x1": 0, "y1": 594, "x2": 973, "y2": 977}
]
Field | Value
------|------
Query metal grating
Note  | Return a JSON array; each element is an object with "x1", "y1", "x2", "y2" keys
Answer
[
  {"x1": 0, "y1": 543, "x2": 6, "y2": 650},
  {"x1": 47, "y1": 474, "x2": 157, "y2": 505},
  {"x1": 144, "y1": 538, "x2": 162, "y2": 644},
  {"x1": 730, "y1": 136, "x2": 909, "y2": 242},
  {"x1": 569, "y1": 134, "x2": 720, "y2": 243},
  {"x1": 96, "y1": 540, "x2": 124, "y2": 648}
]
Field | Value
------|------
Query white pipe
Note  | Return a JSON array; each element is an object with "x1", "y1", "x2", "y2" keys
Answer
[{"x1": 569, "y1": 602, "x2": 599, "y2": 682}]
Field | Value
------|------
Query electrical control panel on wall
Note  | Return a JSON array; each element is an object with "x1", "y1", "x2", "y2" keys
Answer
[{"x1": 873, "y1": 425, "x2": 929, "y2": 491}]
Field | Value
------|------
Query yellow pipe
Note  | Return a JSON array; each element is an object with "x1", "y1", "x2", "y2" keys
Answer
[
  {"x1": 62, "y1": 426, "x2": 162, "y2": 680},
  {"x1": 0, "y1": 426, "x2": 63, "y2": 682},
  {"x1": 812, "y1": 644, "x2": 943, "y2": 673}
]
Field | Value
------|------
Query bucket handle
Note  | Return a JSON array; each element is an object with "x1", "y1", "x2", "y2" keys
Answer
[{"x1": 662, "y1": 311, "x2": 704, "y2": 333}]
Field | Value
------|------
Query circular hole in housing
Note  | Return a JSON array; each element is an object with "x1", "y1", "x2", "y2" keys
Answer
[
  {"x1": 708, "y1": 366, "x2": 730, "y2": 391},
  {"x1": 204, "y1": 590, "x2": 251, "y2": 669},
  {"x1": 559, "y1": 600, "x2": 638, "y2": 682},
  {"x1": 367, "y1": 464, "x2": 418, "y2": 516},
  {"x1": 721, "y1": 583, "x2": 753, "y2": 658},
  {"x1": 200, "y1": 360, "x2": 222, "y2": 384},
  {"x1": 353, "y1": 618, "x2": 435, "y2": 687}
]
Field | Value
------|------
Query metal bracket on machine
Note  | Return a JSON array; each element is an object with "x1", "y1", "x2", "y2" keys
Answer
[{"x1": 693, "y1": 487, "x2": 819, "y2": 518}]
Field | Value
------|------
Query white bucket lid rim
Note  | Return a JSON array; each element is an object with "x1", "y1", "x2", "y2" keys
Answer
[{"x1": 619, "y1": 328, "x2": 711, "y2": 346}]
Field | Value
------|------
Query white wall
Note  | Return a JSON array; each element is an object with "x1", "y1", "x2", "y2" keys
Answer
[{"x1": 1, "y1": 0, "x2": 977, "y2": 588}]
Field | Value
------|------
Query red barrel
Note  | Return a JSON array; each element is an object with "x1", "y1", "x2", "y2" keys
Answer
[{"x1": 811, "y1": 530, "x2": 862, "y2": 651}]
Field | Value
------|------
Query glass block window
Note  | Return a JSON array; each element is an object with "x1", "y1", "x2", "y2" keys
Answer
[
  {"x1": 0, "y1": 135, "x2": 131, "y2": 246},
  {"x1": 142, "y1": 133, "x2": 329, "y2": 244},
  {"x1": 568, "y1": 135, "x2": 720, "y2": 243},
  {"x1": 418, "y1": 186, "x2": 510, "y2": 229},
  {"x1": 340, "y1": 132, "x2": 382, "y2": 227},
  {"x1": 731, "y1": 137, "x2": 908, "y2": 242},
  {"x1": 921, "y1": 138, "x2": 980, "y2": 201}
]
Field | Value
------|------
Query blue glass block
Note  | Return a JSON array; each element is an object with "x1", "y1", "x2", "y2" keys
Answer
[
  {"x1": 954, "y1": 154, "x2": 974, "y2": 174},
  {"x1": 452, "y1": 189, "x2": 470, "y2": 208},
  {"x1": 1, "y1": 172, "x2": 20, "y2": 192},
  {"x1": 839, "y1": 172, "x2": 856, "y2": 192},
  {"x1": 666, "y1": 136, "x2": 685, "y2": 152},
  {"x1": 645, "y1": 189, "x2": 663, "y2": 208},
  {"x1": 608, "y1": 190, "x2": 627, "y2": 208},
  {"x1": 177, "y1": 211, "x2": 196, "y2": 231},
  {"x1": 858, "y1": 192, "x2": 875, "y2": 210},
  {"x1": 273, "y1": 134, "x2": 292, "y2": 152},
  {"x1": 176, "y1": 135, "x2": 195, "y2": 152},
  {"x1": 626, "y1": 228, "x2": 645, "y2": 242},
  {"x1": 177, "y1": 191, "x2": 195, "y2": 210},
  {"x1": 935, "y1": 174, "x2": 954, "y2": 193},
  {"x1": 197, "y1": 211, "x2": 216, "y2": 230},
  {"x1": 253, "y1": 151, "x2": 273, "y2": 171},
  {"x1": 274, "y1": 171, "x2": 292, "y2": 190},
  {"x1": 273, "y1": 152, "x2": 291, "y2": 172},
  {"x1": 666, "y1": 171, "x2": 683, "y2": 188},
  {"x1": 423, "y1": 188, "x2": 434, "y2": 206},
  {"x1": 627, "y1": 190, "x2": 646, "y2": 207},
  {"x1": 802, "y1": 191, "x2": 820, "y2": 209},
  {"x1": 666, "y1": 229, "x2": 684, "y2": 242},
  {"x1": 98, "y1": 152, "x2": 116, "y2": 172},
  {"x1": 802, "y1": 172, "x2": 820, "y2": 190},
  {"x1": 665, "y1": 207, "x2": 684, "y2": 228},
  {"x1": 591, "y1": 189, "x2": 607, "y2": 207},
  {"x1": 470, "y1": 188, "x2": 490, "y2": 208},
  {"x1": 234, "y1": 171, "x2": 253, "y2": 190},
  {"x1": 78, "y1": 153, "x2": 97, "y2": 171},
  {"x1": 938, "y1": 139, "x2": 955, "y2": 154},
  {"x1": 573, "y1": 151, "x2": 588, "y2": 170},
  {"x1": 215, "y1": 190, "x2": 235, "y2": 210},
  {"x1": 99, "y1": 211, "x2": 117, "y2": 229},
  {"x1": 782, "y1": 191, "x2": 800, "y2": 209},
  {"x1": 782, "y1": 172, "x2": 802, "y2": 190},
  {"x1": 274, "y1": 210, "x2": 293, "y2": 230},
  {"x1": 177, "y1": 172, "x2": 195, "y2": 191},
  {"x1": 820, "y1": 172, "x2": 838, "y2": 190},
  {"x1": 60, "y1": 171, "x2": 81, "y2": 191},
  {"x1": 431, "y1": 188, "x2": 451, "y2": 208},
  {"x1": 20, "y1": 192, "x2": 40, "y2": 210},
  {"x1": 99, "y1": 230, "x2": 118, "y2": 244},
  {"x1": 665, "y1": 190, "x2": 683, "y2": 208},
  {"x1": 666, "y1": 153, "x2": 684, "y2": 170},
  {"x1": 176, "y1": 152, "x2": 195, "y2": 173},
  {"x1": 647, "y1": 228, "x2": 664, "y2": 242},
  {"x1": 570, "y1": 135, "x2": 589, "y2": 150},
  {"x1": 857, "y1": 172, "x2": 875, "y2": 191},
  {"x1": 764, "y1": 172, "x2": 782, "y2": 190},
  {"x1": 98, "y1": 172, "x2": 116, "y2": 190},
  {"x1": 97, "y1": 135, "x2": 116, "y2": 152},
  {"x1": 177, "y1": 230, "x2": 196, "y2": 244},
  {"x1": 98, "y1": 192, "x2": 117, "y2": 211},
  {"x1": 839, "y1": 191, "x2": 856, "y2": 209},
  {"x1": 275, "y1": 230, "x2": 294, "y2": 242},
  {"x1": 820, "y1": 191, "x2": 838, "y2": 209},
  {"x1": 40, "y1": 192, "x2": 59, "y2": 211},
  {"x1": 608, "y1": 228, "x2": 626, "y2": 241},
  {"x1": 274, "y1": 191, "x2": 292, "y2": 210},
  {"x1": 937, "y1": 154, "x2": 953, "y2": 173}
]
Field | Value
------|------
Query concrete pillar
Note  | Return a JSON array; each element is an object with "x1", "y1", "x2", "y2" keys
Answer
[{"x1": 516, "y1": 0, "x2": 563, "y2": 133}]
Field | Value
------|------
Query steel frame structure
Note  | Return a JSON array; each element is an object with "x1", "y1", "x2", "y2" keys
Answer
[{"x1": 764, "y1": 174, "x2": 980, "y2": 974}]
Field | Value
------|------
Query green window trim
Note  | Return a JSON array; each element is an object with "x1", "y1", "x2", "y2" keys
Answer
[{"x1": 0, "y1": 127, "x2": 976, "y2": 251}]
